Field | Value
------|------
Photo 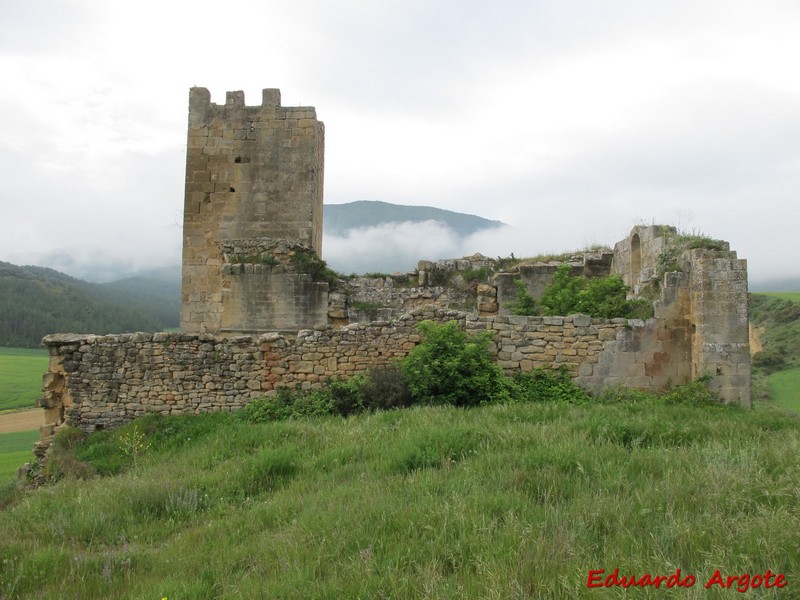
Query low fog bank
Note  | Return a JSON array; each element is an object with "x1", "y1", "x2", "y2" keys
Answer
[{"x1": 321, "y1": 220, "x2": 576, "y2": 275}]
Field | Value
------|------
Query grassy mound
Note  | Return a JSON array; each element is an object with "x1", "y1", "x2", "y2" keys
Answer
[{"x1": 1, "y1": 396, "x2": 798, "y2": 599}]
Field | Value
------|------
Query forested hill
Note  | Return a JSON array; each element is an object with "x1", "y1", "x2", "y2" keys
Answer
[{"x1": 0, "y1": 261, "x2": 179, "y2": 348}]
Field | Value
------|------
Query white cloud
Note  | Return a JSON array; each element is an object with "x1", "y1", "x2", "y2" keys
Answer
[{"x1": 0, "y1": 0, "x2": 798, "y2": 285}]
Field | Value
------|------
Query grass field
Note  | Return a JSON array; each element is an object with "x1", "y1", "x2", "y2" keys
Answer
[
  {"x1": 760, "y1": 291, "x2": 800, "y2": 302},
  {"x1": 768, "y1": 367, "x2": 800, "y2": 413},
  {"x1": 1, "y1": 398, "x2": 798, "y2": 599},
  {"x1": 0, "y1": 429, "x2": 38, "y2": 482},
  {"x1": 0, "y1": 347, "x2": 48, "y2": 412}
]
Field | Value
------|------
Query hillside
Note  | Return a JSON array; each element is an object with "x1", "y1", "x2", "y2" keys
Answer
[
  {"x1": 749, "y1": 293, "x2": 800, "y2": 372},
  {"x1": 0, "y1": 261, "x2": 179, "y2": 347},
  {"x1": 1, "y1": 398, "x2": 798, "y2": 598},
  {"x1": 323, "y1": 200, "x2": 505, "y2": 237}
]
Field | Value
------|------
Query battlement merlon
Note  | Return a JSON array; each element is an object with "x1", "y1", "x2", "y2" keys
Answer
[{"x1": 188, "y1": 87, "x2": 318, "y2": 123}]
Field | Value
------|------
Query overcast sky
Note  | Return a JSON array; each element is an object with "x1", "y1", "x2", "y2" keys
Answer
[{"x1": 1, "y1": 0, "x2": 798, "y2": 284}]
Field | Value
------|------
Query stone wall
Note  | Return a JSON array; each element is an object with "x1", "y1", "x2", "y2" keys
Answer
[
  {"x1": 180, "y1": 88, "x2": 325, "y2": 334},
  {"x1": 338, "y1": 276, "x2": 472, "y2": 324},
  {"x1": 685, "y1": 249, "x2": 750, "y2": 405},
  {"x1": 39, "y1": 305, "x2": 714, "y2": 445}
]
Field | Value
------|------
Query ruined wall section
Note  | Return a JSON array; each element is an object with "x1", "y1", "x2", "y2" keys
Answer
[
  {"x1": 686, "y1": 249, "x2": 751, "y2": 406},
  {"x1": 576, "y1": 270, "x2": 694, "y2": 392},
  {"x1": 611, "y1": 226, "x2": 750, "y2": 406},
  {"x1": 494, "y1": 251, "x2": 614, "y2": 315},
  {"x1": 181, "y1": 87, "x2": 325, "y2": 334},
  {"x1": 612, "y1": 225, "x2": 678, "y2": 291},
  {"x1": 40, "y1": 308, "x2": 706, "y2": 439},
  {"x1": 338, "y1": 276, "x2": 472, "y2": 324}
]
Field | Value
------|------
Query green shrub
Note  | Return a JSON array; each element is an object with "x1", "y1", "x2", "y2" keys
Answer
[
  {"x1": 538, "y1": 266, "x2": 584, "y2": 316},
  {"x1": 511, "y1": 369, "x2": 590, "y2": 404},
  {"x1": 362, "y1": 364, "x2": 413, "y2": 411},
  {"x1": 427, "y1": 268, "x2": 451, "y2": 286},
  {"x1": 291, "y1": 248, "x2": 340, "y2": 288},
  {"x1": 662, "y1": 374, "x2": 721, "y2": 406},
  {"x1": 293, "y1": 389, "x2": 336, "y2": 418},
  {"x1": 240, "y1": 392, "x2": 289, "y2": 423},
  {"x1": 328, "y1": 376, "x2": 368, "y2": 417},
  {"x1": 241, "y1": 368, "x2": 413, "y2": 422},
  {"x1": 400, "y1": 320, "x2": 509, "y2": 406},
  {"x1": 538, "y1": 265, "x2": 653, "y2": 319},
  {"x1": 753, "y1": 350, "x2": 787, "y2": 373},
  {"x1": 506, "y1": 280, "x2": 539, "y2": 316},
  {"x1": 241, "y1": 387, "x2": 335, "y2": 423},
  {"x1": 462, "y1": 267, "x2": 489, "y2": 283}
]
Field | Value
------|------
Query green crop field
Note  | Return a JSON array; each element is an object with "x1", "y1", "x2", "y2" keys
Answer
[
  {"x1": 768, "y1": 367, "x2": 800, "y2": 413},
  {"x1": 0, "y1": 429, "x2": 38, "y2": 482},
  {"x1": 760, "y1": 291, "x2": 800, "y2": 302},
  {"x1": 0, "y1": 347, "x2": 48, "y2": 412}
]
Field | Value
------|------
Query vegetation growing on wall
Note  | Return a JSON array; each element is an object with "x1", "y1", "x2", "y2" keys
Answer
[
  {"x1": 656, "y1": 231, "x2": 729, "y2": 278},
  {"x1": 507, "y1": 280, "x2": 538, "y2": 316},
  {"x1": 461, "y1": 267, "x2": 490, "y2": 283},
  {"x1": 506, "y1": 266, "x2": 654, "y2": 319},
  {"x1": 290, "y1": 248, "x2": 341, "y2": 288}
]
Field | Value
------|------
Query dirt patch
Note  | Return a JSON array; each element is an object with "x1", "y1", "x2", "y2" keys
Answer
[{"x1": 0, "y1": 409, "x2": 43, "y2": 434}]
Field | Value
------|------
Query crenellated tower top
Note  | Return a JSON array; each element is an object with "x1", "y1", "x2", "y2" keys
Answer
[{"x1": 180, "y1": 87, "x2": 326, "y2": 334}]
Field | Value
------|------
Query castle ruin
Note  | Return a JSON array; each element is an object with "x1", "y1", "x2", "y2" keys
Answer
[
  {"x1": 181, "y1": 88, "x2": 326, "y2": 334},
  {"x1": 35, "y1": 87, "x2": 751, "y2": 453}
]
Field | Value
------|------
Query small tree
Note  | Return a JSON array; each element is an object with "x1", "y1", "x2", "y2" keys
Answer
[
  {"x1": 539, "y1": 265, "x2": 653, "y2": 319},
  {"x1": 539, "y1": 266, "x2": 585, "y2": 316},
  {"x1": 507, "y1": 280, "x2": 539, "y2": 316},
  {"x1": 401, "y1": 320, "x2": 509, "y2": 406}
]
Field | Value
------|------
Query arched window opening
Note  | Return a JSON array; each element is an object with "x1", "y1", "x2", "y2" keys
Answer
[{"x1": 631, "y1": 233, "x2": 642, "y2": 287}]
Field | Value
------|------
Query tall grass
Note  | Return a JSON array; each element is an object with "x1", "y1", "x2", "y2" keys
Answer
[{"x1": 1, "y1": 398, "x2": 798, "y2": 599}]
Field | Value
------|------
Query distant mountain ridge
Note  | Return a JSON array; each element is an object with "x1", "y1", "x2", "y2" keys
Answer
[
  {"x1": 323, "y1": 201, "x2": 505, "y2": 237},
  {"x1": 1, "y1": 203, "x2": 504, "y2": 346},
  {"x1": 750, "y1": 278, "x2": 800, "y2": 293}
]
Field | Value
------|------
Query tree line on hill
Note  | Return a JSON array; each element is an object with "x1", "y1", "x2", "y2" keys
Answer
[{"x1": 0, "y1": 262, "x2": 179, "y2": 348}]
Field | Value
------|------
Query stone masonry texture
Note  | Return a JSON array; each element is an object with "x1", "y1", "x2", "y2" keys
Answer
[
  {"x1": 41, "y1": 309, "x2": 639, "y2": 438},
  {"x1": 181, "y1": 88, "x2": 325, "y2": 334}
]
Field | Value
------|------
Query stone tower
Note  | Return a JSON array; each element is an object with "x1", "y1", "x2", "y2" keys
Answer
[{"x1": 180, "y1": 87, "x2": 328, "y2": 334}]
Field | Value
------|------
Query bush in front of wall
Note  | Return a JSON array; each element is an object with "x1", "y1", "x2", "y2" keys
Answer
[{"x1": 400, "y1": 320, "x2": 510, "y2": 406}]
